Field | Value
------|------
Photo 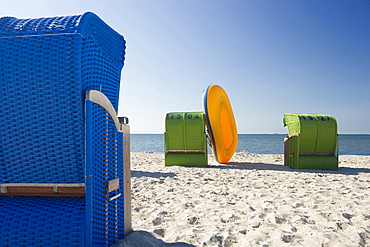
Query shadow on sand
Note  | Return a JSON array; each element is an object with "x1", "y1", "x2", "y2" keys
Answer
[
  {"x1": 113, "y1": 230, "x2": 195, "y2": 247},
  {"x1": 206, "y1": 161, "x2": 370, "y2": 175},
  {"x1": 131, "y1": 170, "x2": 177, "y2": 178}
]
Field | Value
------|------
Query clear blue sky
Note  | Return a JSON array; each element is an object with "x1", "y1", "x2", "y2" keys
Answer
[{"x1": 2, "y1": 0, "x2": 369, "y2": 134}]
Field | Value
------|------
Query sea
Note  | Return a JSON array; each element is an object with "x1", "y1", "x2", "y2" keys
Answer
[{"x1": 131, "y1": 134, "x2": 370, "y2": 155}]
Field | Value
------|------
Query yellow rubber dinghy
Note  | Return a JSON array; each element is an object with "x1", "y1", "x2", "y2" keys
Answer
[{"x1": 203, "y1": 85, "x2": 238, "y2": 163}]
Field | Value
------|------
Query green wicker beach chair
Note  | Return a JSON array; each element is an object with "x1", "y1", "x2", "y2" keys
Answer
[
  {"x1": 164, "y1": 112, "x2": 208, "y2": 166},
  {"x1": 283, "y1": 114, "x2": 338, "y2": 170}
]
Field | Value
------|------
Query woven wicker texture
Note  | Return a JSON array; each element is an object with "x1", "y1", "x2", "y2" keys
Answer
[
  {"x1": 0, "y1": 12, "x2": 127, "y2": 246},
  {"x1": 0, "y1": 12, "x2": 125, "y2": 183},
  {"x1": 85, "y1": 101, "x2": 125, "y2": 246},
  {"x1": 0, "y1": 196, "x2": 85, "y2": 247}
]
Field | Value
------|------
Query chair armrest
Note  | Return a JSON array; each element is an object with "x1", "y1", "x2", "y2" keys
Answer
[
  {"x1": 86, "y1": 90, "x2": 128, "y2": 132},
  {"x1": 85, "y1": 89, "x2": 132, "y2": 236},
  {"x1": 285, "y1": 133, "x2": 299, "y2": 141},
  {"x1": 284, "y1": 133, "x2": 300, "y2": 166}
]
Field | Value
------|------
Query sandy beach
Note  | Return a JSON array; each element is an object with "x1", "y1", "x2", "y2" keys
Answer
[{"x1": 114, "y1": 152, "x2": 370, "y2": 247}]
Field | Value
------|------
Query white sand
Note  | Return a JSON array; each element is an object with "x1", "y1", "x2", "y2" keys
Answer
[{"x1": 114, "y1": 152, "x2": 370, "y2": 247}]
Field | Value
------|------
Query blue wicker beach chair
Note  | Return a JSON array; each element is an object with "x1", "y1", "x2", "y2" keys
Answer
[{"x1": 0, "y1": 12, "x2": 131, "y2": 246}]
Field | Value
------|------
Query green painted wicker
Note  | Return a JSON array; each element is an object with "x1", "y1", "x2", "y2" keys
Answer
[
  {"x1": 164, "y1": 112, "x2": 207, "y2": 167},
  {"x1": 283, "y1": 114, "x2": 338, "y2": 170}
]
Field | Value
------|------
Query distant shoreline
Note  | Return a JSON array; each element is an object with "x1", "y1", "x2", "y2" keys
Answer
[{"x1": 130, "y1": 134, "x2": 370, "y2": 155}]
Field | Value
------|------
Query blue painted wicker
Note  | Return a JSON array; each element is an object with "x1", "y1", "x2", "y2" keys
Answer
[
  {"x1": 0, "y1": 12, "x2": 128, "y2": 246},
  {"x1": 0, "y1": 197, "x2": 86, "y2": 246},
  {"x1": 85, "y1": 100, "x2": 126, "y2": 246}
]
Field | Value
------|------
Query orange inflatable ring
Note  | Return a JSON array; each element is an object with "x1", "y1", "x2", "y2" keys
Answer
[{"x1": 203, "y1": 85, "x2": 238, "y2": 163}]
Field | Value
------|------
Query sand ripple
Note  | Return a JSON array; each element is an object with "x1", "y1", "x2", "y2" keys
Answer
[{"x1": 114, "y1": 152, "x2": 370, "y2": 247}]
